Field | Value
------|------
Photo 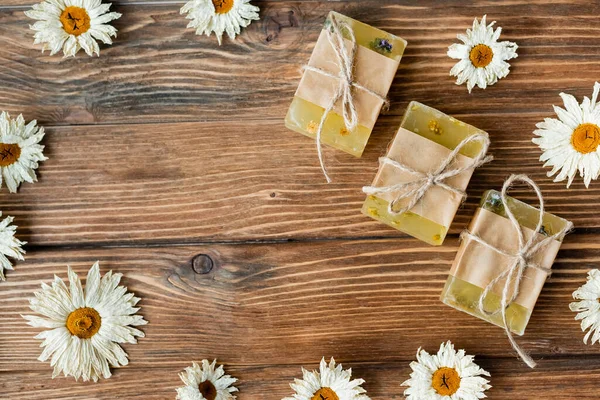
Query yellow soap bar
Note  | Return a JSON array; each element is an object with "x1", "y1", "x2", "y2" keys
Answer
[
  {"x1": 362, "y1": 101, "x2": 487, "y2": 245},
  {"x1": 285, "y1": 11, "x2": 406, "y2": 157},
  {"x1": 441, "y1": 190, "x2": 571, "y2": 335}
]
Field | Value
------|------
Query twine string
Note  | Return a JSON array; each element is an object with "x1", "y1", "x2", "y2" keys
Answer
[
  {"x1": 362, "y1": 132, "x2": 492, "y2": 215},
  {"x1": 461, "y1": 174, "x2": 573, "y2": 368},
  {"x1": 302, "y1": 15, "x2": 388, "y2": 183}
]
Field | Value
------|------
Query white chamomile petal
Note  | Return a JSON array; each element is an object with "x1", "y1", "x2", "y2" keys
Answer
[
  {"x1": 402, "y1": 341, "x2": 491, "y2": 400},
  {"x1": 570, "y1": 269, "x2": 600, "y2": 345},
  {"x1": 447, "y1": 15, "x2": 518, "y2": 93},
  {"x1": 0, "y1": 212, "x2": 26, "y2": 281},
  {"x1": 176, "y1": 359, "x2": 238, "y2": 400},
  {"x1": 283, "y1": 357, "x2": 370, "y2": 400},
  {"x1": 0, "y1": 112, "x2": 47, "y2": 193},
  {"x1": 25, "y1": 0, "x2": 121, "y2": 58},
  {"x1": 180, "y1": 0, "x2": 260, "y2": 45},
  {"x1": 532, "y1": 82, "x2": 600, "y2": 188},
  {"x1": 22, "y1": 262, "x2": 147, "y2": 382}
]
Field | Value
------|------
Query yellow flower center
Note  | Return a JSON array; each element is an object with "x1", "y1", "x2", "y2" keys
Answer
[
  {"x1": 431, "y1": 367, "x2": 461, "y2": 396},
  {"x1": 311, "y1": 388, "x2": 339, "y2": 400},
  {"x1": 66, "y1": 307, "x2": 101, "y2": 339},
  {"x1": 198, "y1": 380, "x2": 217, "y2": 400},
  {"x1": 0, "y1": 143, "x2": 21, "y2": 167},
  {"x1": 60, "y1": 6, "x2": 91, "y2": 36},
  {"x1": 469, "y1": 44, "x2": 494, "y2": 68},
  {"x1": 571, "y1": 123, "x2": 600, "y2": 154},
  {"x1": 212, "y1": 0, "x2": 234, "y2": 14}
]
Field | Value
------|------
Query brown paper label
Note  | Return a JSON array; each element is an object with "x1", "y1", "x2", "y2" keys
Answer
[
  {"x1": 370, "y1": 127, "x2": 475, "y2": 227},
  {"x1": 451, "y1": 208, "x2": 563, "y2": 309},
  {"x1": 295, "y1": 29, "x2": 400, "y2": 130}
]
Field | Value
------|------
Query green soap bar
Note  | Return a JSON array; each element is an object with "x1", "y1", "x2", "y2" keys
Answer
[
  {"x1": 441, "y1": 190, "x2": 571, "y2": 335},
  {"x1": 363, "y1": 101, "x2": 487, "y2": 245},
  {"x1": 285, "y1": 11, "x2": 406, "y2": 157}
]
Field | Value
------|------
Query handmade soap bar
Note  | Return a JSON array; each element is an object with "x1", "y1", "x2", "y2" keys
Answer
[
  {"x1": 285, "y1": 11, "x2": 406, "y2": 157},
  {"x1": 362, "y1": 101, "x2": 489, "y2": 245},
  {"x1": 441, "y1": 190, "x2": 571, "y2": 335}
]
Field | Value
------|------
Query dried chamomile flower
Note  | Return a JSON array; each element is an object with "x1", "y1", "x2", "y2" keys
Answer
[
  {"x1": 283, "y1": 357, "x2": 370, "y2": 400},
  {"x1": 0, "y1": 112, "x2": 47, "y2": 193},
  {"x1": 23, "y1": 262, "x2": 147, "y2": 381},
  {"x1": 25, "y1": 0, "x2": 121, "y2": 57},
  {"x1": 402, "y1": 341, "x2": 491, "y2": 400},
  {"x1": 176, "y1": 359, "x2": 239, "y2": 400},
  {"x1": 448, "y1": 15, "x2": 518, "y2": 93},
  {"x1": 181, "y1": 0, "x2": 260, "y2": 45},
  {"x1": 0, "y1": 213, "x2": 26, "y2": 281},
  {"x1": 570, "y1": 269, "x2": 600, "y2": 345},
  {"x1": 533, "y1": 82, "x2": 600, "y2": 188}
]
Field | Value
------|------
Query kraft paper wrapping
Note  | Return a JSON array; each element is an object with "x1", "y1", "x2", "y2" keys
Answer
[
  {"x1": 369, "y1": 127, "x2": 476, "y2": 227},
  {"x1": 295, "y1": 29, "x2": 400, "y2": 130},
  {"x1": 450, "y1": 207, "x2": 563, "y2": 310}
]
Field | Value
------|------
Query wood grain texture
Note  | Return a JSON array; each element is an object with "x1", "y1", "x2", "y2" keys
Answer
[
  {"x1": 4, "y1": 359, "x2": 600, "y2": 400},
  {"x1": 0, "y1": 240, "x2": 598, "y2": 399},
  {"x1": 0, "y1": 1, "x2": 599, "y2": 125},
  {"x1": 0, "y1": 116, "x2": 598, "y2": 245},
  {"x1": 2, "y1": 0, "x2": 600, "y2": 398}
]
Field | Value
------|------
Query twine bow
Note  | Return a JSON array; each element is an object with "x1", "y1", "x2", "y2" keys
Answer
[
  {"x1": 362, "y1": 132, "x2": 492, "y2": 215},
  {"x1": 461, "y1": 174, "x2": 573, "y2": 368},
  {"x1": 302, "y1": 15, "x2": 389, "y2": 183}
]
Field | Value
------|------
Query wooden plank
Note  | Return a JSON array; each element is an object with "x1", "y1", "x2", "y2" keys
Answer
[
  {"x1": 0, "y1": 1, "x2": 599, "y2": 125},
  {"x1": 0, "y1": 117, "x2": 596, "y2": 245},
  {"x1": 3, "y1": 358, "x2": 600, "y2": 399},
  {"x1": 0, "y1": 237, "x2": 596, "y2": 374},
  {"x1": 0, "y1": 0, "x2": 302, "y2": 8}
]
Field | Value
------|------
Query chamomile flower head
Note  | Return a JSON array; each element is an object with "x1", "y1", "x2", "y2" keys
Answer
[
  {"x1": 180, "y1": 0, "x2": 260, "y2": 45},
  {"x1": 0, "y1": 112, "x2": 47, "y2": 193},
  {"x1": 448, "y1": 15, "x2": 518, "y2": 93},
  {"x1": 22, "y1": 262, "x2": 147, "y2": 382},
  {"x1": 176, "y1": 359, "x2": 238, "y2": 400},
  {"x1": 570, "y1": 269, "x2": 600, "y2": 345},
  {"x1": 0, "y1": 213, "x2": 26, "y2": 281},
  {"x1": 402, "y1": 341, "x2": 491, "y2": 400},
  {"x1": 25, "y1": 0, "x2": 122, "y2": 57},
  {"x1": 533, "y1": 82, "x2": 600, "y2": 188},
  {"x1": 283, "y1": 357, "x2": 370, "y2": 400}
]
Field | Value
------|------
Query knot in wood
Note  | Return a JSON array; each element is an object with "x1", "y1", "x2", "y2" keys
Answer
[{"x1": 192, "y1": 254, "x2": 214, "y2": 274}]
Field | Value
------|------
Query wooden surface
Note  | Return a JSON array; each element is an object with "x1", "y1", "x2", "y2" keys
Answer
[{"x1": 1, "y1": 0, "x2": 600, "y2": 398}]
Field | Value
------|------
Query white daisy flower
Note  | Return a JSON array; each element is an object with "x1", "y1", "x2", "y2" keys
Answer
[
  {"x1": 402, "y1": 341, "x2": 491, "y2": 400},
  {"x1": 25, "y1": 0, "x2": 122, "y2": 57},
  {"x1": 176, "y1": 359, "x2": 238, "y2": 400},
  {"x1": 533, "y1": 82, "x2": 600, "y2": 188},
  {"x1": 180, "y1": 0, "x2": 260, "y2": 45},
  {"x1": 22, "y1": 261, "x2": 147, "y2": 382},
  {"x1": 0, "y1": 213, "x2": 26, "y2": 281},
  {"x1": 0, "y1": 112, "x2": 47, "y2": 193},
  {"x1": 448, "y1": 15, "x2": 518, "y2": 93},
  {"x1": 570, "y1": 269, "x2": 600, "y2": 345},
  {"x1": 283, "y1": 357, "x2": 370, "y2": 400}
]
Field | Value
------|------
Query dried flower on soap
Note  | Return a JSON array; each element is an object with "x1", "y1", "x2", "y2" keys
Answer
[
  {"x1": 402, "y1": 341, "x2": 491, "y2": 400},
  {"x1": 25, "y1": 0, "x2": 121, "y2": 57},
  {"x1": 283, "y1": 357, "x2": 370, "y2": 400},
  {"x1": 570, "y1": 269, "x2": 600, "y2": 345},
  {"x1": 0, "y1": 213, "x2": 25, "y2": 281},
  {"x1": 0, "y1": 112, "x2": 47, "y2": 193},
  {"x1": 448, "y1": 15, "x2": 518, "y2": 92},
  {"x1": 176, "y1": 359, "x2": 238, "y2": 400},
  {"x1": 181, "y1": 0, "x2": 260, "y2": 45},
  {"x1": 533, "y1": 82, "x2": 600, "y2": 188},
  {"x1": 23, "y1": 262, "x2": 147, "y2": 381}
]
